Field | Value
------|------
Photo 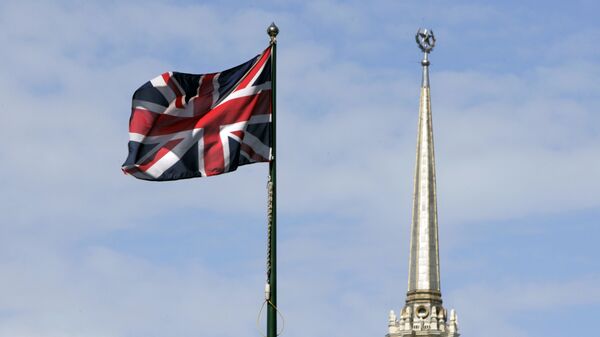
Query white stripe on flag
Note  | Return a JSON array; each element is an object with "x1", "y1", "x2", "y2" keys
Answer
[
  {"x1": 242, "y1": 132, "x2": 270, "y2": 160},
  {"x1": 212, "y1": 73, "x2": 220, "y2": 108},
  {"x1": 216, "y1": 82, "x2": 271, "y2": 107},
  {"x1": 132, "y1": 100, "x2": 167, "y2": 114},
  {"x1": 150, "y1": 73, "x2": 177, "y2": 103}
]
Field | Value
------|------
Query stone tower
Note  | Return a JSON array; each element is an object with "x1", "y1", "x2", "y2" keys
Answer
[{"x1": 386, "y1": 29, "x2": 459, "y2": 337}]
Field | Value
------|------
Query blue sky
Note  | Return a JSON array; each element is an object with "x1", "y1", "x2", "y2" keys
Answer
[{"x1": 1, "y1": 1, "x2": 599, "y2": 337}]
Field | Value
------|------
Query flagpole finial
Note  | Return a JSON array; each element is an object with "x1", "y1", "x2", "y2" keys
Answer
[
  {"x1": 267, "y1": 22, "x2": 279, "y2": 42},
  {"x1": 416, "y1": 28, "x2": 435, "y2": 87}
]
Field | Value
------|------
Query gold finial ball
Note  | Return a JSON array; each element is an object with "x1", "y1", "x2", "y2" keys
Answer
[{"x1": 267, "y1": 22, "x2": 279, "y2": 38}]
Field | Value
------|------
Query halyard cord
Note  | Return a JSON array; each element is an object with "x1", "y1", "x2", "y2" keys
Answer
[
  {"x1": 256, "y1": 176, "x2": 285, "y2": 337},
  {"x1": 266, "y1": 177, "x2": 273, "y2": 285}
]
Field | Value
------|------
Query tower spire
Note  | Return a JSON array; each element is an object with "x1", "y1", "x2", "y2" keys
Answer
[
  {"x1": 407, "y1": 27, "x2": 441, "y2": 303},
  {"x1": 386, "y1": 28, "x2": 459, "y2": 337}
]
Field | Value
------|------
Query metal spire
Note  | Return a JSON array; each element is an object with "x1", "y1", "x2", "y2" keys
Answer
[
  {"x1": 406, "y1": 28, "x2": 442, "y2": 304},
  {"x1": 386, "y1": 28, "x2": 459, "y2": 337}
]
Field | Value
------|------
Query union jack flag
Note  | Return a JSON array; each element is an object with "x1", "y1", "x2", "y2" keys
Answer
[{"x1": 122, "y1": 47, "x2": 272, "y2": 181}]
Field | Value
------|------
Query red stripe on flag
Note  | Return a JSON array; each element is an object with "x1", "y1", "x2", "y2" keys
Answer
[
  {"x1": 193, "y1": 73, "x2": 216, "y2": 117},
  {"x1": 241, "y1": 143, "x2": 267, "y2": 162},
  {"x1": 137, "y1": 138, "x2": 183, "y2": 172},
  {"x1": 236, "y1": 47, "x2": 271, "y2": 90},
  {"x1": 203, "y1": 124, "x2": 224, "y2": 176},
  {"x1": 141, "y1": 91, "x2": 271, "y2": 137},
  {"x1": 130, "y1": 108, "x2": 198, "y2": 137},
  {"x1": 163, "y1": 72, "x2": 185, "y2": 108},
  {"x1": 129, "y1": 108, "x2": 159, "y2": 135},
  {"x1": 231, "y1": 130, "x2": 244, "y2": 139},
  {"x1": 122, "y1": 166, "x2": 140, "y2": 175},
  {"x1": 194, "y1": 90, "x2": 271, "y2": 131}
]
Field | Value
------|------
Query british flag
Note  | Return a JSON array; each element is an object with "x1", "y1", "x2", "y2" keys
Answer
[{"x1": 122, "y1": 47, "x2": 272, "y2": 181}]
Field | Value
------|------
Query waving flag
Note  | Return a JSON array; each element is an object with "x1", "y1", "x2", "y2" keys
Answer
[{"x1": 122, "y1": 47, "x2": 272, "y2": 181}]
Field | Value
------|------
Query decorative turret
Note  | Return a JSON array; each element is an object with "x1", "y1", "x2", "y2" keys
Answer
[
  {"x1": 388, "y1": 310, "x2": 400, "y2": 335},
  {"x1": 448, "y1": 310, "x2": 459, "y2": 337},
  {"x1": 385, "y1": 28, "x2": 460, "y2": 337}
]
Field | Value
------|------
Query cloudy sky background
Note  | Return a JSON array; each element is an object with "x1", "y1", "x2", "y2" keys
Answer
[{"x1": 1, "y1": 0, "x2": 599, "y2": 337}]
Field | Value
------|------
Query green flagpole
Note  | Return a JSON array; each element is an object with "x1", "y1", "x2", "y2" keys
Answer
[{"x1": 266, "y1": 22, "x2": 279, "y2": 337}]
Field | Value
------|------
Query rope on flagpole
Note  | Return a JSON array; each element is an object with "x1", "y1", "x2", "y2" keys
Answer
[
  {"x1": 256, "y1": 175, "x2": 284, "y2": 337},
  {"x1": 266, "y1": 177, "x2": 274, "y2": 284}
]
